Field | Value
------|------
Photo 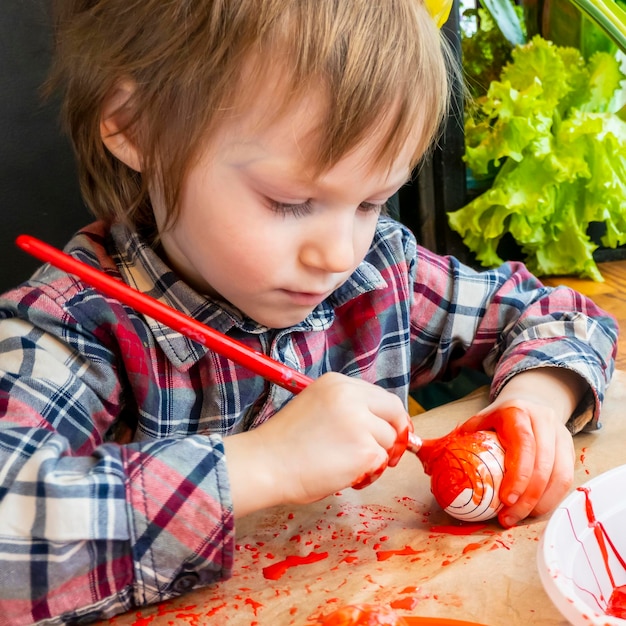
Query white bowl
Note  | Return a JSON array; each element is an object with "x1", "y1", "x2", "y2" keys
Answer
[{"x1": 538, "y1": 464, "x2": 626, "y2": 625}]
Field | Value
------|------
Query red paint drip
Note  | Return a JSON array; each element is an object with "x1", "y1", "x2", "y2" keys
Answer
[
  {"x1": 607, "y1": 585, "x2": 626, "y2": 618},
  {"x1": 262, "y1": 551, "x2": 329, "y2": 580},
  {"x1": 578, "y1": 486, "x2": 626, "y2": 617}
]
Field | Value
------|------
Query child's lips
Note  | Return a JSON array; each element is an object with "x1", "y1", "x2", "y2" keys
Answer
[{"x1": 279, "y1": 289, "x2": 330, "y2": 306}]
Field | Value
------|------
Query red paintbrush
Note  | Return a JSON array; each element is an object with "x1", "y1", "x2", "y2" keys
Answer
[{"x1": 16, "y1": 234, "x2": 423, "y2": 454}]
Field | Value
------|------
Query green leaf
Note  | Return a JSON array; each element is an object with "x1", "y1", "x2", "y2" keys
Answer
[
  {"x1": 579, "y1": 51, "x2": 626, "y2": 110},
  {"x1": 480, "y1": 0, "x2": 526, "y2": 46},
  {"x1": 568, "y1": 0, "x2": 626, "y2": 54},
  {"x1": 450, "y1": 36, "x2": 626, "y2": 280},
  {"x1": 501, "y1": 36, "x2": 581, "y2": 107}
]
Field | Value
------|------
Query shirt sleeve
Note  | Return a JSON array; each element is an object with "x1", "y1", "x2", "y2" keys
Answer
[
  {"x1": 409, "y1": 245, "x2": 618, "y2": 433},
  {"x1": 0, "y1": 279, "x2": 234, "y2": 624}
]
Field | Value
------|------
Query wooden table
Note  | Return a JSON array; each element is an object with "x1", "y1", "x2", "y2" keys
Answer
[
  {"x1": 543, "y1": 259, "x2": 626, "y2": 370},
  {"x1": 104, "y1": 370, "x2": 626, "y2": 626}
]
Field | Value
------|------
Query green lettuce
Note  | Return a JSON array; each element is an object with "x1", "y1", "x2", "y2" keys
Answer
[{"x1": 448, "y1": 35, "x2": 626, "y2": 280}]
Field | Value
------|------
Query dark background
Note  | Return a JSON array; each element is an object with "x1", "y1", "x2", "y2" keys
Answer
[{"x1": 0, "y1": 1, "x2": 89, "y2": 293}]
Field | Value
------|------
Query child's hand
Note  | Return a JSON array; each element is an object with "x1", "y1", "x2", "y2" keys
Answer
[
  {"x1": 458, "y1": 368, "x2": 583, "y2": 528},
  {"x1": 224, "y1": 373, "x2": 412, "y2": 517}
]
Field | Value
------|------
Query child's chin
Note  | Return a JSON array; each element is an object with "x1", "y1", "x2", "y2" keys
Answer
[{"x1": 250, "y1": 308, "x2": 312, "y2": 330}]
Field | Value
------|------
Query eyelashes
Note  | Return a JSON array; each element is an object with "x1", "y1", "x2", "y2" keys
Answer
[
  {"x1": 269, "y1": 199, "x2": 386, "y2": 218},
  {"x1": 269, "y1": 199, "x2": 314, "y2": 218}
]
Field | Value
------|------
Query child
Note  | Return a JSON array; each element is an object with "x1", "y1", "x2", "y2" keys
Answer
[{"x1": 0, "y1": 0, "x2": 617, "y2": 623}]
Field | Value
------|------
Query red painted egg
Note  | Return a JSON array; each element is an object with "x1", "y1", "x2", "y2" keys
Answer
[{"x1": 420, "y1": 431, "x2": 505, "y2": 522}]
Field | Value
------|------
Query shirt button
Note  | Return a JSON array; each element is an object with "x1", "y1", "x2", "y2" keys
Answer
[{"x1": 171, "y1": 571, "x2": 200, "y2": 594}]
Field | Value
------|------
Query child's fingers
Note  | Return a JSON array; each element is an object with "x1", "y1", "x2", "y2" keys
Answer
[
  {"x1": 283, "y1": 375, "x2": 403, "y2": 492},
  {"x1": 460, "y1": 393, "x2": 578, "y2": 527},
  {"x1": 498, "y1": 415, "x2": 556, "y2": 526},
  {"x1": 494, "y1": 410, "x2": 537, "y2": 506},
  {"x1": 346, "y1": 378, "x2": 412, "y2": 467},
  {"x1": 459, "y1": 406, "x2": 539, "y2": 520},
  {"x1": 351, "y1": 455, "x2": 388, "y2": 489},
  {"x1": 529, "y1": 425, "x2": 575, "y2": 516}
]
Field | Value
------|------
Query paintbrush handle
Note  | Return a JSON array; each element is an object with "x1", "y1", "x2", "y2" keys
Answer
[
  {"x1": 16, "y1": 235, "x2": 313, "y2": 394},
  {"x1": 17, "y1": 234, "x2": 424, "y2": 458}
]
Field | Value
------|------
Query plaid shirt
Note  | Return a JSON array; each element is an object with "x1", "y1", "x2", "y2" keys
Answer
[{"x1": 0, "y1": 217, "x2": 617, "y2": 624}]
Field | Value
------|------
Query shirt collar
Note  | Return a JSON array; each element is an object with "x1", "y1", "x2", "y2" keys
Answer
[{"x1": 109, "y1": 223, "x2": 387, "y2": 369}]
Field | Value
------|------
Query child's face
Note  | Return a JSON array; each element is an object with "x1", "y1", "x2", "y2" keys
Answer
[{"x1": 155, "y1": 92, "x2": 415, "y2": 329}]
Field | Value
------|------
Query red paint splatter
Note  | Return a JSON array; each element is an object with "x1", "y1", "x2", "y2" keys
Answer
[
  {"x1": 462, "y1": 542, "x2": 482, "y2": 554},
  {"x1": 390, "y1": 596, "x2": 419, "y2": 610},
  {"x1": 375, "y1": 545, "x2": 422, "y2": 561},
  {"x1": 245, "y1": 597, "x2": 263, "y2": 615},
  {"x1": 341, "y1": 555, "x2": 359, "y2": 564},
  {"x1": 262, "y1": 551, "x2": 329, "y2": 580},
  {"x1": 206, "y1": 602, "x2": 227, "y2": 617},
  {"x1": 579, "y1": 447, "x2": 590, "y2": 475}
]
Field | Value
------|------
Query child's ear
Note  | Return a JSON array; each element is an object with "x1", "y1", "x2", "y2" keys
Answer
[{"x1": 100, "y1": 80, "x2": 142, "y2": 172}]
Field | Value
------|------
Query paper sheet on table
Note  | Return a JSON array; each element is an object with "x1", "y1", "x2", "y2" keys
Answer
[{"x1": 105, "y1": 370, "x2": 626, "y2": 626}]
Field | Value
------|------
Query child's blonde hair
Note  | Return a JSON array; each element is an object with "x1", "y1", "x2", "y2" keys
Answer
[{"x1": 49, "y1": 0, "x2": 452, "y2": 234}]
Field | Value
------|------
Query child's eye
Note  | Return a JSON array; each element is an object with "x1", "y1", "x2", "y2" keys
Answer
[
  {"x1": 269, "y1": 200, "x2": 313, "y2": 218},
  {"x1": 359, "y1": 201, "x2": 386, "y2": 215},
  {"x1": 269, "y1": 199, "x2": 386, "y2": 218}
]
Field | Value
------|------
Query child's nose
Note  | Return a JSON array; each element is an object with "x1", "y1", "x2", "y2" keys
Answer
[{"x1": 299, "y1": 218, "x2": 356, "y2": 274}]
